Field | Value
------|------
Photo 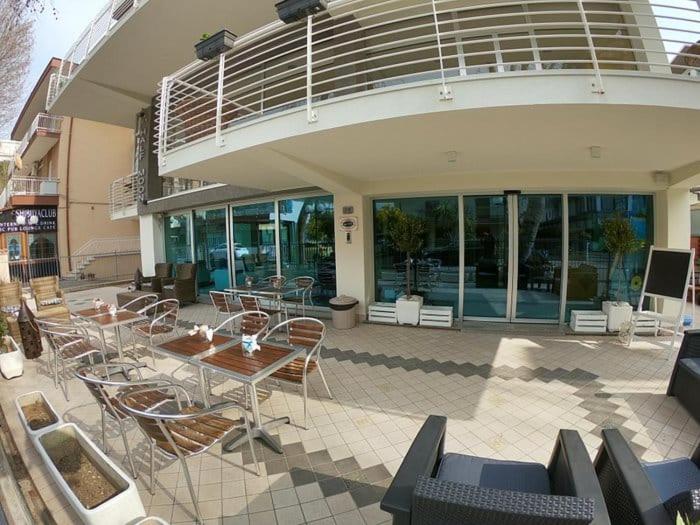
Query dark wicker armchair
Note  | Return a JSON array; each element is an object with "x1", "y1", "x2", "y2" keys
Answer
[
  {"x1": 141, "y1": 263, "x2": 173, "y2": 294},
  {"x1": 162, "y1": 263, "x2": 197, "y2": 303},
  {"x1": 667, "y1": 329, "x2": 700, "y2": 423},
  {"x1": 381, "y1": 415, "x2": 609, "y2": 525},
  {"x1": 594, "y1": 428, "x2": 700, "y2": 525}
]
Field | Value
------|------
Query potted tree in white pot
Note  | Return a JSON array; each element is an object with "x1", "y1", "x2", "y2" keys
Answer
[
  {"x1": 601, "y1": 214, "x2": 645, "y2": 332},
  {"x1": 377, "y1": 207, "x2": 426, "y2": 325}
]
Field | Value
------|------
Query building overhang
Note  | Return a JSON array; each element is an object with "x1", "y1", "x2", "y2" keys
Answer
[
  {"x1": 48, "y1": 0, "x2": 277, "y2": 128},
  {"x1": 17, "y1": 132, "x2": 60, "y2": 177}
]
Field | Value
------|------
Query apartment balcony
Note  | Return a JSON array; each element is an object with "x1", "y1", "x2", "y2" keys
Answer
[
  {"x1": 109, "y1": 173, "x2": 140, "y2": 220},
  {"x1": 154, "y1": 0, "x2": 700, "y2": 193},
  {"x1": 46, "y1": 0, "x2": 276, "y2": 128},
  {"x1": 0, "y1": 177, "x2": 59, "y2": 210},
  {"x1": 15, "y1": 114, "x2": 62, "y2": 177}
]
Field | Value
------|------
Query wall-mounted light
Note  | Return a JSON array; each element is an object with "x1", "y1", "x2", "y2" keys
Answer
[
  {"x1": 445, "y1": 151, "x2": 458, "y2": 164},
  {"x1": 275, "y1": 0, "x2": 327, "y2": 24},
  {"x1": 28, "y1": 215, "x2": 39, "y2": 225},
  {"x1": 589, "y1": 146, "x2": 602, "y2": 159},
  {"x1": 15, "y1": 215, "x2": 25, "y2": 226}
]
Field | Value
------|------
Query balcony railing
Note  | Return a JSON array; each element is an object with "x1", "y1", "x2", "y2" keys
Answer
[
  {"x1": 7, "y1": 177, "x2": 59, "y2": 196},
  {"x1": 47, "y1": 0, "x2": 141, "y2": 107},
  {"x1": 155, "y1": 0, "x2": 700, "y2": 163},
  {"x1": 162, "y1": 178, "x2": 212, "y2": 198},
  {"x1": 18, "y1": 113, "x2": 63, "y2": 157},
  {"x1": 109, "y1": 173, "x2": 140, "y2": 219}
]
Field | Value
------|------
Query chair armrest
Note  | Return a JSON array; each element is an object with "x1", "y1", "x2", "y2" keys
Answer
[
  {"x1": 411, "y1": 476, "x2": 595, "y2": 525},
  {"x1": 380, "y1": 415, "x2": 446, "y2": 525},
  {"x1": 663, "y1": 488, "x2": 700, "y2": 522},
  {"x1": 548, "y1": 429, "x2": 610, "y2": 524},
  {"x1": 594, "y1": 429, "x2": 671, "y2": 525},
  {"x1": 668, "y1": 329, "x2": 700, "y2": 396}
]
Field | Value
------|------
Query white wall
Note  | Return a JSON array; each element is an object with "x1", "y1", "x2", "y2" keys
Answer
[{"x1": 139, "y1": 214, "x2": 164, "y2": 276}]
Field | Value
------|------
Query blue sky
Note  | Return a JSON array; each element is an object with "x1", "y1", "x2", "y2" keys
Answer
[{"x1": 3, "y1": 0, "x2": 101, "y2": 138}]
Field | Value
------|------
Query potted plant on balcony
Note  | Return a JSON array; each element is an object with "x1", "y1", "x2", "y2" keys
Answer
[
  {"x1": 195, "y1": 30, "x2": 236, "y2": 61},
  {"x1": 601, "y1": 214, "x2": 645, "y2": 331},
  {"x1": 0, "y1": 313, "x2": 23, "y2": 379},
  {"x1": 378, "y1": 207, "x2": 426, "y2": 325}
]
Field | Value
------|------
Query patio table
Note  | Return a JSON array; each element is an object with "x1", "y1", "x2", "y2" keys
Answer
[
  {"x1": 74, "y1": 307, "x2": 147, "y2": 361},
  {"x1": 225, "y1": 283, "x2": 304, "y2": 310},
  {"x1": 199, "y1": 340, "x2": 306, "y2": 454}
]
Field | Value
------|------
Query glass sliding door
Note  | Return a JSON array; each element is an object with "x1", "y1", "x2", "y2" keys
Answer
[
  {"x1": 231, "y1": 202, "x2": 277, "y2": 285},
  {"x1": 566, "y1": 194, "x2": 653, "y2": 320},
  {"x1": 463, "y1": 196, "x2": 509, "y2": 318},
  {"x1": 164, "y1": 213, "x2": 193, "y2": 264},
  {"x1": 193, "y1": 208, "x2": 229, "y2": 294},
  {"x1": 514, "y1": 195, "x2": 563, "y2": 320},
  {"x1": 373, "y1": 197, "x2": 460, "y2": 311},
  {"x1": 278, "y1": 196, "x2": 336, "y2": 306}
]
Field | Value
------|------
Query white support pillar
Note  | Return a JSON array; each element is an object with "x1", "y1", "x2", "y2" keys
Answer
[
  {"x1": 621, "y1": 0, "x2": 671, "y2": 74},
  {"x1": 333, "y1": 193, "x2": 373, "y2": 320},
  {"x1": 655, "y1": 189, "x2": 691, "y2": 249},
  {"x1": 139, "y1": 214, "x2": 165, "y2": 276}
]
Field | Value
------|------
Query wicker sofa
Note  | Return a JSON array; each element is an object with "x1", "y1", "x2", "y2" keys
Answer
[
  {"x1": 594, "y1": 428, "x2": 700, "y2": 524},
  {"x1": 141, "y1": 263, "x2": 173, "y2": 295},
  {"x1": 667, "y1": 329, "x2": 700, "y2": 423},
  {"x1": 380, "y1": 415, "x2": 610, "y2": 524},
  {"x1": 162, "y1": 263, "x2": 197, "y2": 303},
  {"x1": 29, "y1": 276, "x2": 70, "y2": 320}
]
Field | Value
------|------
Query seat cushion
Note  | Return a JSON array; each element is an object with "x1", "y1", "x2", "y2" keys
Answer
[
  {"x1": 643, "y1": 458, "x2": 700, "y2": 502},
  {"x1": 679, "y1": 358, "x2": 700, "y2": 379},
  {"x1": 436, "y1": 452, "x2": 551, "y2": 495}
]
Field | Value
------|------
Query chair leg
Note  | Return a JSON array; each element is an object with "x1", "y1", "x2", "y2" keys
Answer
[
  {"x1": 149, "y1": 442, "x2": 157, "y2": 495},
  {"x1": 242, "y1": 405, "x2": 260, "y2": 476},
  {"x1": 60, "y1": 357, "x2": 69, "y2": 402},
  {"x1": 100, "y1": 408, "x2": 108, "y2": 454},
  {"x1": 316, "y1": 361, "x2": 333, "y2": 400},
  {"x1": 53, "y1": 350, "x2": 59, "y2": 389},
  {"x1": 118, "y1": 418, "x2": 138, "y2": 479},
  {"x1": 303, "y1": 370, "x2": 308, "y2": 430},
  {"x1": 179, "y1": 457, "x2": 202, "y2": 523}
]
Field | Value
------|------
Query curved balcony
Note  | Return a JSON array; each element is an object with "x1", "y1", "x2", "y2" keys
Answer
[{"x1": 156, "y1": 0, "x2": 700, "y2": 191}]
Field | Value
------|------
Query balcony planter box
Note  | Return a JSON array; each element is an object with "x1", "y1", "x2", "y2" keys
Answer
[
  {"x1": 36, "y1": 424, "x2": 145, "y2": 525},
  {"x1": 15, "y1": 391, "x2": 62, "y2": 438},
  {"x1": 396, "y1": 295, "x2": 423, "y2": 326},
  {"x1": 602, "y1": 301, "x2": 633, "y2": 332},
  {"x1": 0, "y1": 337, "x2": 23, "y2": 379},
  {"x1": 275, "y1": 0, "x2": 327, "y2": 24},
  {"x1": 112, "y1": 0, "x2": 133, "y2": 21},
  {"x1": 195, "y1": 30, "x2": 236, "y2": 61}
]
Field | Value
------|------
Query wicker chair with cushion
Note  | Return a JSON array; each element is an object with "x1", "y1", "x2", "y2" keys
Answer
[
  {"x1": 0, "y1": 281, "x2": 22, "y2": 339},
  {"x1": 162, "y1": 263, "x2": 197, "y2": 303},
  {"x1": 141, "y1": 263, "x2": 173, "y2": 295},
  {"x1": 594, "y1": 428, "x2": 700, "y2": 525},
  {"x1": 29, "y1": 276, "x2": 70, "y2": 320},
  {"x1": 381, "y1": 415, "x2": 610, "y2": 525},
  {"x1": 667, "y1": 329, "x2": 700, "y2": 423}
]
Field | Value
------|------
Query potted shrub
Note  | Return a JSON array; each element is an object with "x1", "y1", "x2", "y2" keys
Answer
[
  {"x1": 377, "y1": 207, "x2": 426, "y2": 325},
  {"x1": 0, "y1": 313, "x2": 23, "y2": 379},
  {"x1": 601, "y1": 214, "x2": 645, "y2": 331},
  {"x1": 35, "y1": 424, "x2": 145, "y2": 525},
  {"x1": 195, "y1": 30, "x2": 236, "y2": 61},
  {"x1": 15, "y1": 391, "x2": 62, "y2": 438}
]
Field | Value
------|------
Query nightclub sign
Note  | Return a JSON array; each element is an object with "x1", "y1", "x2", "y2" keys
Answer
[{"x1": 0, "y1": 207, "x2": 57, "y2": 234}]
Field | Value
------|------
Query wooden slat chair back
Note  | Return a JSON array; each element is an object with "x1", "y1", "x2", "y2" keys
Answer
[
  {"x1": 264, "y1": 317, "x2": 332, "y2": 428},
  {"x1": 117, "y1": 384, "x2": 258, "y2": 522},
  {"x1": 240, "y1": 312, "x2": 270, "y2": 336},
  {"x1": 265, "y1": 275, "x2": 287, "y2": 288},
  {"x1": 210, "y1": 291, "x2": 238, "y2": 313},
  {"x1": 132, "y1": 299, "x2": 180, "y2": 366},
  {"x1": 239, "y1": 294, "x2": 261, "y2": 312}
]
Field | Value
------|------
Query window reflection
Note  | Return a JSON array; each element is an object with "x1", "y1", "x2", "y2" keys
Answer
[
  {"x1": 193, "y1": 208, "x2": 229, "y2": 294},
  {"x1": 164, "y1": 213, "x2": 193, "y2": 264},
  {"x1": 231, "y1": 202, "x2": 277, "y2": 285}
]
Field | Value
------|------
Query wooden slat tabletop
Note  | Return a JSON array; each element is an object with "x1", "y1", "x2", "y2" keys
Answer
[
  {"x1": 76, "y1": 309, "x2": 143, "y2": 327},
  {"x1": 201, "y1": 342, "x2": 294, "y2": 378},
  {"x1": 157, "y1": 333, "x2": 235, "y2": 359},
  {"x1": 73, "y1": 306, "x2": 111, "y2": 318}
]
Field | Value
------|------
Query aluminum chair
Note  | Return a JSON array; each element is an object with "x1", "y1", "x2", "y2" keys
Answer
[
  {"x1": 75, "y1": 362, "x2": 173, "y2": 478},
  {"x1": 117, "y1": 384, "x2": 258, "y2": 524},
  {"x1": 284, "y1": 276, "x2": 315, "y2": 316},
  {"x1": 209, "y1": 290, "x2": 242, "y2": 334},
  {"x1": 130, "y1": 299, "x2": 180, "y2": 367},
  {"x1": 240, "y1": 294, "x2": 287, "y2": 325},
  {"x1": 263, "y1": 274, "x2": 287, "y2": 288},
  {"x1": 121, "y1": 293, "x2": 159, "y2": 313},
  {"x1": 36, "y1": 319, "x2": 106, "y2": 401},
  {"x1": 263, "y1": 317, "x2": 332, "y2": 429}
]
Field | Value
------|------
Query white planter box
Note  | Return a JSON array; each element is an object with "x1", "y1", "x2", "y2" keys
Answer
[
  {"x1": 420, "y1": 305, "x2": 453, "y2": 328},
  {"x1": 0, "y1": 337, "x2": 23, "y2": 379},
  {"x1": 36, "y1": 424, "x2": 145, "y2": 525},
  {"x1": 396, "y1": 295, "x2": 423, "y2": 326},
  {"x1": 602, "y1": 301, "x2": 633, "y2": 332},
  {"x1": 368, "y1": 302, "x2": 397, "y2": 324},
  {"x1": 15, "y1": 391, "x2": 62, "y2": 439},
  {"x1": 570, "y1": 310, "x2": 607, "y2": 334}
]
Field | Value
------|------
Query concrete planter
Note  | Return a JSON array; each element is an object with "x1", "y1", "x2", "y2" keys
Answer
[
  {"x1": 396, "y1": 295, "x2": 423, "y2": 326},
  {"x1": 36, "y1": 424, "x2": 145, "y2": 525},
  {"x1": 15, "y1": 391, "x2": 62, "y2": 439},
  {"x1": 602, "y1": 301, "x2": 633, "y2": 332},
  {"x1": 0, "y1": 337, "x2": 23, "y2": 379}
]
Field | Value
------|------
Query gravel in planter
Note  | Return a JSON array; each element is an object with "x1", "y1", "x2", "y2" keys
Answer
[{"x1": 20, "y1": 400, "x2": 57, "y2": 431}]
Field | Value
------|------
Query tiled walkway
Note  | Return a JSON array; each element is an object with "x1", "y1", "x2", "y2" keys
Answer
[{"x1": 1, "y1": 286, "x2": 697, "y2": 524}]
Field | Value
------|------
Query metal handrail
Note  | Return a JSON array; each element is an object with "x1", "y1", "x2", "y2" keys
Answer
[
  {"x1": 108, "y1": 173, "x2": 140, "y2": 218},
  {"x1": 48, "y1": 0, "x2": 141, "y2": 107},
  {"x1": 155, "y1": 0, "x2": 700, "y2": 164},
  {"x1": 73, "y1": 236, "x2": 141, "y2": 256},
  {"x1": 7, "y1": 177, "x2": 59, "y2": 196},
  {"x1": 17, "y1": 113, "x2": 63, "y2": 157}
]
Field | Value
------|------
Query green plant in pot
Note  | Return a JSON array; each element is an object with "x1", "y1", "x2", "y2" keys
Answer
[
  {"x1": 602, "y1": 214, "x2": 645, "y2": 303},
  {"x1": 377, "y1": 207, "x2": 426, "y2": 324}
]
